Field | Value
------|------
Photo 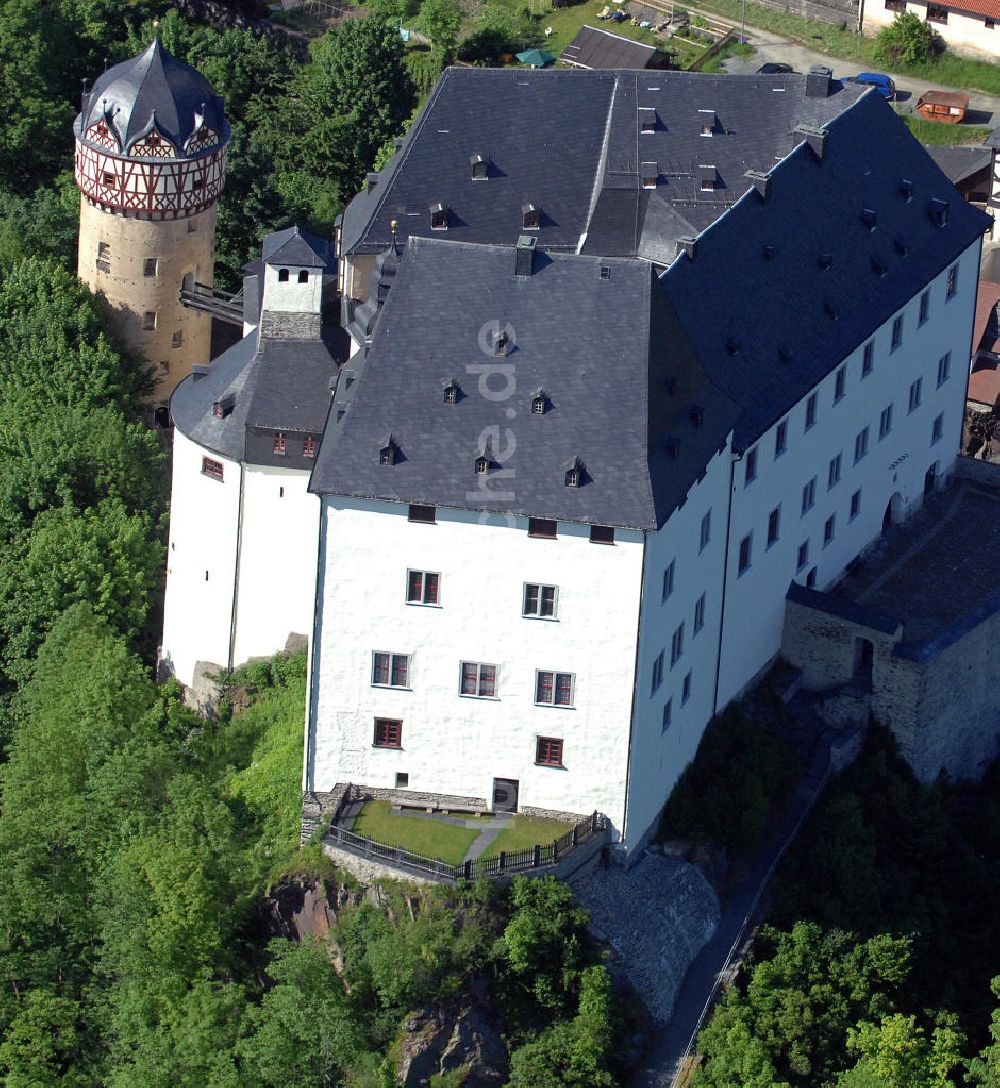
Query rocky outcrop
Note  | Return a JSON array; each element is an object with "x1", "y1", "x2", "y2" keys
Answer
[
  {"x1": 259, "y1": 875, "x2": 363, "y2": 943},
  {"x1": 396, "y1": 995, "x2": 509, "y2": 1088}
]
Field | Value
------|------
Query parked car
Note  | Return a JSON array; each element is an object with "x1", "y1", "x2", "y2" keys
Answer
[
  {"x1": 757, "y1": 62, "x2": 795, "y2": 74},
  {"x1": 845, "y1": 72, "x2": 896, "y2": 100}
]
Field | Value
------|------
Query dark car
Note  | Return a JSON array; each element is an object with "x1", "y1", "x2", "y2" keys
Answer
[
  {"x1": 757, "y1": 62, "x2": 795, "y2": 74},
  {"x1": 845, "y1": 72, "x2": 896, "y2": 100}
]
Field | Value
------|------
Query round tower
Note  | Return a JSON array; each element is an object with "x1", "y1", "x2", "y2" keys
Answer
[{"x1": 74, "y1": 39, "x2": 230, "y2": 409}]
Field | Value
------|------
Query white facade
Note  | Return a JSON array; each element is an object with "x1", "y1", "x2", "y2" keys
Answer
[
  {"x1": 262, "y1": 261, "x2": 325, "y2": 314},
  {"x1": 160, "y1": 431, "x2": 320, "y2": 689},
  {"x1": 863, "y1": 0, "x2": 1000, "y2": 58}
]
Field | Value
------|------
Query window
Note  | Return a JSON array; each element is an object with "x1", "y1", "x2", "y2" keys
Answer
[
  {"x1": 834, "y1": 366, "x2": 846, "y2": 403},
  {"x1": 662, "y1": 700, "x2": 672, "y2": 732},
  {"x1": 862, "y1": 341, "x2": 874, "y2": 377},
  {"x1": 96, "y1": 241, "x2": 111, "y2": 271},
  {"x1": 767, "y1": 506, "x2": 781, "y2": 547},
  {"x1": 891, "y1": 314, "x2": 903, "y2": 349},
  {"x1": 395, "y1": 772, "x2": 409, "y2": 789},
  {"x1": 201, "y1": 456, "x2": 224, "y2": 481},
  {"x1": 828, "y1": 453, "x2": 842, "y2": 491},
  {"x1": 524, "y1": 583, "x2": 557, "y2": 618},
  {"x1": 850, "y1": 488, "x2": 862, "y2": 520},
  {"x1": 802, "y1": 477, "x2": 817, "y2": 514},
  {"x1": 908, "y1": 378, "x2": 922, "y2": 413},
  {"x1": 143, "y1": 258, "x2": 158, "y2": 277},
  {"x1": 987, "y1": 16, "x2": 996, "y2": 25},
  {"x1": 522, "y1": 204, "x2": 540, "y2": 229},
  {"x1": 823, "y1": 514, "x2": 835, "y2": 546},
  {"x1": 775, "y1": 419, "x2": 788, "y2": 458},
  {"x1": 536, "y1": 737, "x2": 564, "y2": 766},
  {"x1": 806, "y1": 567, "x2": 817, "y2": 589},
  {"x1": 699, "y1": 511, "x2": 711, "y2": 552},
  {"x1": 590, "y1": 524, "x2": 615, "y2": 545},
  {"x1": 142, "y1": 311, "x2": 157, "y2": 331},
  {"x1": 854, "y1": 427, "x2": 869, "y2": 464},
  {"x1": 191, "y1": 177, "x2": 204, "y2": 192},
  {"x1": 879, "y1": 405, "x2": 893, "y2": 440},
  {"x1": 885, "y1": 0, "x2": 905, "y2": 10},
  {"x1": 861, "y1": 208, "x2": 877, "y2": 232},
  {"x1": 937, "y1": 352, "x2": 951, "y2": 387},
  {"x1": 430, "y1": 203, "x2": 448, "y2": 230},
  {"x1": 670, "y1": 623, "x2": 684, "y2": 667},
  {"x1": 461, "y1": 661, "x2": 497, "y2": 698},
  {"x1": 640, "y1": 162, "x2": 659, "y2": 189},
  {"x1": 407, "y1": 570, "x2": 440, "y2": 605},
  {"x1": 528, "y1": 517, "x2": 557, "y2": 539},
  {"x1": 273, "y1": 432, "x2": 287, "y2": 455},
  {"x1": 298, "y1": 270, "x2": 309, "y2": 283},
  {"x1": 372, "y1": 652, "x2": 410, "y2": 688},
  {"x1": 744, "y1": 447, "x2": 758, "y2": 486},
  {"x1": 662, "y1": 561, "x2": 675, "y2": 602},
  {"x1": 535, "y1": 671, "x2": 574, "y2": 707},
  {"x1": 639, "y1": 108, "x2": 656, "y2": 133},
  {"x1": 531, "y1": 393, "x2": 547, "y2": 415},
  {"x1": 278, "y1": 268, "x2": 290, "y2": 283},
  {"x1": 738, "y1": 532, "x2": 752, "y2": 575},
  {"x1": 443, "y1": 381, "x2": 459, "y2": 404},
  {"x1": 188, "y1": 219, "x2": 197, "y2": 234},
  {"x1": 946, "y1": 262, "x2": 958, "y2": 298},
  {"x1": 919, "y1": 289, "x2": 930, "y2": 325},
  {"x1": 681, "y1": 670, "x2": 692, "y2": 706},
  {"x1": 408, "y1": 504, "x2": 436, "y2": 524},
  {"x1": 927, "y1": 3, "x2": 948, "y2": 22},
  {"x1": 102, "y1": 171, "x2": 115, "y2": 186},
  {"x1": 694, "y1": 593, "x2": 706, "y2": 634},
  {"x1": 797, "y1": 540, "x2": 809, "y2": 571},
  {"x1": 932, "y1": 412, "x2": 944, "y2": 444},
  {"x1": 171, "y1": 330, "x2": 183, "y2": 348},
  {"x1": 303, "y1": 436, "x2": 316, "y2": 457},
  {"x1": 374, "y1": 718, "x2": 402, "y2": 748},
  {"x1": 805, "y1": 393, "x2": 817, "y2": 431},
  {"x1": 651, "y1": 650, "x2": 664, "y2": 696}
]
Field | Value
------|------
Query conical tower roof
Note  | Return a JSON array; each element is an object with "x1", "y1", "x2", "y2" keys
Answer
[{"x1": 75, "y1": 39, "x2": 228, "y2": 156}]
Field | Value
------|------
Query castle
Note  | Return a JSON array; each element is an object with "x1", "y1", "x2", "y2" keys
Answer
[{"x1": 80, "y1": 44, "x2": 991, "y2": 856}]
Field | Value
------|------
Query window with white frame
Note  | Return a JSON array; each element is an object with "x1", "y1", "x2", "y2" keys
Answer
[
  {"x1": 862, "y1": 341, "x2": 874, "y2": 377},
  {"x1": 535, "y1": 670, "x2": 574, "y2": 706},
  {"x1": 774, "y1": 419, "x2": 788, "y2": 458},
  {"x1": 834, "y1": 366, "x2": 846, "y2": 403},
  {"x1": 850, "y1": 488, "x2": 862, "y2": 520},
  {"x1": 854, "y1": 426, "x2": 869, "y2": 463},
  {"x1": 407, "y1": 570, "x2": 440, "y2": 605},
  {"x1": 802, "y1": 476, "x2": 817, "y2": 514},
  {"x1": 744, "y1": 447, "x2": 758, "y2": 486},
  {"x1": 828, "y1": 453, "x2": 842, "y2": 490},
  {"x1": 372, "y1": 652, "x2": 410, "y2": 688},
  {"x1": 805, "y1": 392, "x2": 818, "y2": 430},
  {"x1": 937, "y1": 352, "x2": 951, "y2": 386},
  {"x1": 767, "y1": 506, "x2": 780, "y2": 547},
  {"x1": 891, "y1": 314, "x2": 903, "y2": 349},
  {"x1": 670, "y1": 623, "x2": 684, "y2": 666},
  {"x1": 908, "y1": 378, "x2": 922, "y2": 413},
  {"x1": 524, "y1": 583, "x2": 557, "y2": 618},
  {"x1": 460, "y1": 661, "x2": 497, "y2": 698},
  {"x1": 879, "y1": 404, "x2": 893, "y2": 440},
  {"x1": 823, "y1": 514, "x2": 835, "y2": 546},
  {"x1": 662, "y1": 561, "x2": 675, "y2": 602},
  {"x1": 651, "y1": 650, "x2": 664, "y2": 696},
  {"x1": 694, "y1": 592, "x2": 706, "y2": 634},
  {"x1": 919, "y1": 289, "x2": 930, "y2": 324}
]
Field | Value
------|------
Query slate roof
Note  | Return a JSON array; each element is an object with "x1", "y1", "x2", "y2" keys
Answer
[
  {"x1": 338, "y1": 66, "x2": 866, "y2": 266},
  {"x1": 309, "y1": 237, "x2": 740, "y2": 530},
  {"x1": 262, "y1": 226, "x2": 331, "y2": 268},
  {"x1": 561, "y1": 25, "x2": 665, "y2": 70},
  {"x1": 662, "y1": 90, "x2": 991, "y2": 449},
  {"x1": 924, "y1": 144, "x2": 992, "y2": 187},
  {"x1": 75, "y1": 39, "x2": 228, "y2": 156},
  {"x1": 969, "y1": 279, "x2": 1000, "y2": 407}
]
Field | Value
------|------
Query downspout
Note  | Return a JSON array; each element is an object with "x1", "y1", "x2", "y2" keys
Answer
[
  {"x1": 619, "y1": 530, "x2": 650, "y2": 851},
  {"x1": 227, "y1": 462, "x2": 246, "y2": 671},
  {"x1": 303, "y1": 496, "x2": 329, "y2": 793},
  {"x1": 712, "y1": 448, "x2": 739, "y2": 715}
]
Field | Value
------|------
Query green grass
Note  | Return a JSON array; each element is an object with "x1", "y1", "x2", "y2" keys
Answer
[
  {"x1": 898, "y1": 112, "x2": 992, "y2": 144},
  {"x1": 481, "y1": 814, "x2": 575, "y2": 859},
  {"x1": 352, "y1": 800, "x2": 480, "y2": 865},
  {"x1": 528, "y1": 2, "x2": 662, "y2": 58}
]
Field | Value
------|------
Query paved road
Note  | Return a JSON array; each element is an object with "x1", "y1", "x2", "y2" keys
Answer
[{"x1": 722, "y1": 25, "x2": 1000, "y2": 127}]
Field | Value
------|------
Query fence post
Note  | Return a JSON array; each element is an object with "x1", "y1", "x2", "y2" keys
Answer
[
  {"x1": 533, "y1": 844, "x2": 541, "y2": 868},
  {"x1": 572, "y1": 825, "x2": 579, "y2": 847},
  {"x1": 499, "y1": 851, "x2": 506, "y2": 872},
  {"x1": 552, "y1": 838, "x2": 559, "y2": 861},
  {"x1": 464, "y1": 859, "x2": 473, "y2": 880}
]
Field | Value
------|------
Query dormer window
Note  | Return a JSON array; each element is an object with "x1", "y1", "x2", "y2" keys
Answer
[
  {"x1": 929, "y1": 198, "x2": 949, "y2": 227},
  {"x1": 824, "y1": 301, "x2": 839, "y2": 321},
  {"x1": 298, "y1": 270, "x2": 309, "y2": 283},
  {"x1": 494, "y1": 329, "x2": 510, "y2": 357},
  {"x1": 639, "y1": 107, "x2": 657, "y2": 133},
  {"x1": 475, "y1": 456, "x2": 489, "y2": 475},
  {"x1": 690, "y1": 405, "x2": 704, "y2": 426},
  {"x1": 522, "y1": 203, "x2": 540, "y2": 230},
  {"x1": 699, "y1": 109, "x2": 717, "y2": 136},
  {"x1": 531, "y1": 389, "x2": 548, "y2": 415},
  {"x1": 870, "y1": 256, "x2": 888, "y2": 277},
  {"x1": 762, "y1": 244, "x2": 776, "y2": 260},
  {"x1": 430, "y1": 202, "x2": 448, "y2": 230},
  {"x1": 443, "y1": 379, "x2": 460, "y2": 404},
  {"x1": 663, "y1": 436, "x2": 680, "y2": 460},
  {"x1": 378, "y1": 437, "x2": 398, "y2": 465},
  {"x1": 900, "y1": 178, "x2": 914, "y2": 202},
  {"x1": 819, "y1": 253, "x2": 832, "y2": 271},
  {"x1": 641, "y1": 162, "x2": 659, "y2": 190},
  {"x1": 861, "y1": 208, "x2": 877, "y2": 231},
  {"x1": 563, "y1": 457, "x2": 584, "y2": 488},
  {"x1": 273, "y1": 432, "x2": 287, "y2": 455},
  {"x1": 894, "y1": 235, "x2": 910, "y2": 256},
  {"x1": 212, "y1": 395, "x2": 235, "y2": 419},
  {"x1": 278, "y1": 268, "x2": 290, "y2": 282},
  {"x1": 699, "y1": 165, "x2": 718, "y2": 191},
  {"x1": 303, "y1": 436, "x2": 316, "y2": 457},
  {"x1": 470, "y1": 154, "x2": 489, "y2": 180}
]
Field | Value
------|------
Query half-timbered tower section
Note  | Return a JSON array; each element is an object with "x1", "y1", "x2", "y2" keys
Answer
[{"x1": 74, "y1": 39, "x2": 230, "y2": 408}]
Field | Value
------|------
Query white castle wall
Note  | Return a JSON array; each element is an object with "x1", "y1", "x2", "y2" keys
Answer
[
  {"x1": 307, "y1": 500, "x2": 646, "y2": 838},
  {"x1": 261, "y1": 261, "x2": 325, "y2": 314}
]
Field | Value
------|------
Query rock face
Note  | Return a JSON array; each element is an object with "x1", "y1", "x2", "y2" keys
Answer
[
  {"x1": 396, "y1": 997, "x2": 509, "y2": 1088},
  {"x1": 259, "y1": 875, "x2": 363, "y2": 943}
]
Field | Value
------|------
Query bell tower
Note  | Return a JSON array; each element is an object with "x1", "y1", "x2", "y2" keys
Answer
[{"x1": 74, "y1": 39, "x2": 230, "y2": 410}]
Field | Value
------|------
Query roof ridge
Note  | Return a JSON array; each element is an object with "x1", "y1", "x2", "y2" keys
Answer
[{"x1": 579, "y1": 73, "x2": 620, "y2": 253}]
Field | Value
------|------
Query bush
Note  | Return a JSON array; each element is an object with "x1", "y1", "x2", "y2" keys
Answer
[{"x1": 873, "y1": 11, "x2": 943, "y2": 66}]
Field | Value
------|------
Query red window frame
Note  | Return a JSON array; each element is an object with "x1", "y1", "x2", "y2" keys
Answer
[
  {"x1": 407, "y1": 570, "x2": 440, "y2": 605},
  {"x1": 273, "y1": 432, "x2": 287, "y2": 455},
  {"x1": 374, "y1": 718, "x2": 402, "y2": 748},
  {"x1": 536, "y1": 737, "x2": 564, "y2": 766},
  {"x1": 303, "y1": 436, "x2": 316, "y2": 457},
  {"x1": 201, "y1": 457, "x2": 224, "y2": 481}
]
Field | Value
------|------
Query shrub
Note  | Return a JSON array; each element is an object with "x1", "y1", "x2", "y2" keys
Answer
[{"x1": 874, "y1": 11, "x2": 943, "y2": 66}]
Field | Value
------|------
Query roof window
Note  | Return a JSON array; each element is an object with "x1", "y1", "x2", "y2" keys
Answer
[
  {"x1": 690, "y1": 405, "x2": 705, "y2": 426},
  {"x1": 929, "y1": 197, "x2": 949, "y2": 227},
  {"x1": 475, "y1": 455, "x2": 489, "y2": 475},
  {"x1": 894, "y1": 235, "x2": 910, "y2": 256},
  {"x1": 639, "y1": 107, "x2": 657, "y2": 133},
  {"x1": 818, "y1": 253, "x2": 833, "y2": 271},
  {"x1": 870, "y1": 255, "x2": 888, "y2": 277},
  {"x1": 531, "y1": 389, "x2": 548, "y2": 415},
  {"x1": 212, "y1": 394, "x2": 236, "y2": 419},
  {"x1": 824, "y1": 301, "x2": 839, "y2": 321},
  {"x1": 900, "y1": 178, "x2": 914, "y2": 201},
  {"x1": 378, "y1": 436, "x2": 399, "y2": 465},
  {"x1": 522, "y1": 203, "x2": 540, "y2": 230},
  {"x1": 861, "y1": 208, "x2": 877, "y2": 231},
  {"x1": 430, "y1": 202, "x2": 449, "y2": 230},
  {"x1": 699, "y1": 109, "x2": 717, "y2": 136},
  {"x1": 762, "y1": 243, "x2": 776, "y2": 260},
  {"x1": 663, "y1": 436, "x2": 680, "y2": 459},
  {"x1": 443, "y1": 378, "x2": 461, "y2": 404},
  {"x1": 470, "y1": 153, "x2": 489, "y2": 180},
  {"x1": 494, "y1": 328, "x2": 510, "y2": 357},
  {"x1": 699, "y1": 164, "x2": 718, "y2": 191},
  {"x1": 600, "y1": 265, "x2": 611, "y2": 280},
  {"x1": 563, "y1": 457, "x2": 584, "y2": 488},
  {"x1": 641, "y1": 161, "x2": 659, "y2": 189}
]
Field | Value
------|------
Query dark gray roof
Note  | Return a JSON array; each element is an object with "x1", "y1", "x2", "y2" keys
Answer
[
  {"x1": 309, "y1": 237, "x2": 739, "y2": 530},
  {"x1": 262, "y1": 226, "x2": 331, "y2": 268},
  {"x1": 923, "y1": 143, "x2": 992, "y2": 186},
  {"x1": 663, "y1": 90, "x2": 990, "y2": 449},
  {"x1": 339, "y1": 67, "x2": 865, "y2": 265},
  {"x1": 76, "y1": 39, "x2": 228, "y2": 156},
  {"x1": 561, "y1": 26, "x2": 664, "y2": 70}
]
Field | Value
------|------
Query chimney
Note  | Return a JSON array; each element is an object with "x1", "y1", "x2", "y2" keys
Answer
[
  {"x1": 366, "y1": 172, "x2": 379, "y2": 192},
  {"x1": 805, "y1": 64, "x2": 832, "y2": 98},
  {"x1": 676, "y1": 236, "x2": 697, "y2": 261},
  {"x1": 744, "y1": 169, "x2": 770, "y2": 201},
  {"x1": 515, "y1": 235, "x2": 536, "y2": 277},
  {"x1": 794, "y1": 124, "x2": 827, "y2": 162}
]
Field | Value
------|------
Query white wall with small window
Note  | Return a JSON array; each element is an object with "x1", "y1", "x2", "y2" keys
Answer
[
  {"x1": 261, "y1": 261, "x2": 324, "y2": 314},
  {"x1": 716, "y1": 238, "x2": 980, "y2": 707},
  {"x1": 307, "y1": 497, "x2": 646, "y2": 838}
]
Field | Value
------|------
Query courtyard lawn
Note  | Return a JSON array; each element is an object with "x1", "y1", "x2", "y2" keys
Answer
[
  {"x1": 898, "y1": 112, "x2": 992, "y2": 144},
  {"x1": 535, "y1": 4, "x2": 661, "y2": 58},
  {"x1": 481, "y1": 814, "x2": 576, "y2": 859},
  {"x1": 352, "y1": 801, "x2": 480, "y2": 865}
]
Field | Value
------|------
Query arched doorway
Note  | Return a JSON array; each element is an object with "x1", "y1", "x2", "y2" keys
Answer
[{"x1": 883, "y1": 492, "x2": 902, "y2": 532}]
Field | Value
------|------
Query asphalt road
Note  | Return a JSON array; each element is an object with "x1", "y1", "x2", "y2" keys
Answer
[{"x1": 722, "y1": 25, "x2": 1000, "y2": 127}]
